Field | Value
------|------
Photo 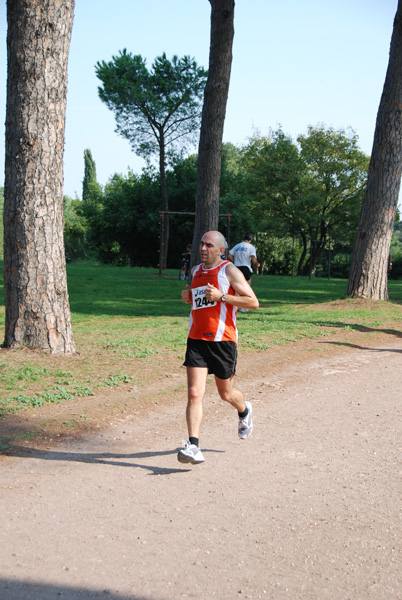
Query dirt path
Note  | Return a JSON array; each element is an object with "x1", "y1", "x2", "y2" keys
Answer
[{"x1": 0, "y1": 331, "x2": 401, "y2": 600}]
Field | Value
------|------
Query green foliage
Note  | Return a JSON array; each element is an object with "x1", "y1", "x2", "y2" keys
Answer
[
  {"x1": 241, "y1": 125, "x2": 369, "y2": 276},
  {"x1": 96, "y1": 50, "x2": 207, "y2": 160},
  {"x1": 78, "y1": 156, "x2": 198, "y2": 269},
  {"x1": 96, "y1": 51, "x2": 207, "y2": 269},
  {"x1": 297, "y1": 125, "x2": 368, "y2": 242},
  {"x1": 64, "y1": 195, "x2": 89, "y2": 261},
  {"x1": 74, "y1": 122, "x2": 371, "y2": 275},
  {"x1": 219, "y1": 143, "x2": 259, "y2": 243},
  {"x1": 0, "y1": 388, "x2": 75, "y2": 415},
  {"x1": 101, "y1": 374, "x2": 133, "y2": 387},
  {"x1": 82, "y1": 149, "x2": 101, "y2": 202},
  {"x1": 329, "y1": 253, "x2": 352, "y2": 279},
  {"x1": 253, "y1": 233, "x2": 298, "y2": 276},
  {"x1": 79, "y1": 170, "x2": 161, "y2": 266}
]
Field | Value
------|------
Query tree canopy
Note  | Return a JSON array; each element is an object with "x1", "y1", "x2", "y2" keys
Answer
[
  {"x1": 241, "y1": 125, "x2": 369, "y2": 275},
  {"x1": 95, "y1": 50, "x2": 207, "y2": 267},
  {"x1": 77, "y1": 124, "x2": 372, "y2": 278},
  {"x1": 96, "y1": 51, "x2": 207, "y2": 160}
]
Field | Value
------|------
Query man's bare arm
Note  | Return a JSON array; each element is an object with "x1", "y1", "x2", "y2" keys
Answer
[
  {"x1": 251, "y1": 255, "x2": 260, "y2": 271},
  {"x1": 205, "y1": 264, "x2": 259, "y2": 310}
]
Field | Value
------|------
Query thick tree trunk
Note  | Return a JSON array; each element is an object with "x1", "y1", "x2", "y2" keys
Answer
[
  {"x1": 191, "y1": 0, "x2": 234, "y2": 265},
  {"x1": 347, "y1": 0, "x2": 402, "y2": 299},
  {"x1": 3, "y1": 0, "x2": 76, "y2": 353}
]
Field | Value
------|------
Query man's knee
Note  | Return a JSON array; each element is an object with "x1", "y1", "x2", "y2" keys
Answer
[
  {"x1": 188, "y1": 385, "x2": 204, "y2": 404},
  {"x1": 219, "y1": 391, "x2": 232, "y2": 403},
  {"x1": 217, "y1": 382, "x2": 234, "y2": 403}
]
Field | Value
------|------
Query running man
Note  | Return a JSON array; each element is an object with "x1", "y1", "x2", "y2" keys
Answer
[
  {"x1": 178, "y1": 230, "x2": 259, "y2": 465},
  {"x1": 228, "y1": 233, "x2": 260, "y2": 313}
]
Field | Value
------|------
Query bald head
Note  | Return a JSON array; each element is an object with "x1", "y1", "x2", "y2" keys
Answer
[
  {"x1": 202, "y1": 230, "x2": 226, "y2": 249},
  {"x1": 199, "y1": 231, "x2": 226, "y2": 268}
]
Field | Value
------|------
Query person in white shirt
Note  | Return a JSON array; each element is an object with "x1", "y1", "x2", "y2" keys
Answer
[{"x1": 228, "y1": 233, "x2": 260, "y2": 311}]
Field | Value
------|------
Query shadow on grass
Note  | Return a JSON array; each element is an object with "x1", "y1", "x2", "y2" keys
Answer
[
  {"x1": 322, "y1": 341, "x2": 402, "y2": 353},
  {"x1": 0, "y1": 579, "x2": 158, "y2": 600},
  {"x1": 315, "y1": 321, "x2": 402, "y2": 353},
  {"x1": 3, "y1": 446, "x2": 223, "y2": 475},
  {"x1": 245, "y1": 311, "x2": 402, "y2": 338},
  {"x1": 64, "y1": 269, "x2": 354, "y2": 317},
  {"x1": 314, "y1": 322, "x2": 402, "y2": 337}
]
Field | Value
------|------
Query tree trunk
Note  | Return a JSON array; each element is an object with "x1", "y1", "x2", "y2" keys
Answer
[
  {"x1": 297, "y1": 232, "x2": 308, "y2": 276},
  {"x1": 301, "y1": 237, "x2": 327, "y2": 276},
  {"x1": 3, "y1": 0, "x2": 76, "y2": 354},
  {"x1": 347, "y1": 0, "x2": 402, "y2": 300},
  {"x1": 191, "y1": 0, "x2": 234, "y2": 266}
]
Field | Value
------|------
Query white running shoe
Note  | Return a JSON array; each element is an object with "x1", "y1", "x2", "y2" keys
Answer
[
  {"x1": 177, "y1": 441, "x2": 205, "y2": 464},
  {"x1": 238, "y1": 401, "x2": 253, "y2": 439}
]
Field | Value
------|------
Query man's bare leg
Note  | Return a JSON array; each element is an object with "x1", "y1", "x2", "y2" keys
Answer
[
  {"x1": 215, "y1": 374, "x2": 253, "y2": 439},
  {"x1": 186, "y1": 366, "x2": 208, "y2": 439},
  {"x1": 214, "y1": 374, "x2": 246, "y2": 412},
  {"x1": 177, "y1": 366, "x2": 208, "y2": 464}
]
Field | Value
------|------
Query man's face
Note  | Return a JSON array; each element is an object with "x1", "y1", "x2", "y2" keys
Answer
[{"x1": 200, "y1": 232, "x2": 222, "y2": 266}]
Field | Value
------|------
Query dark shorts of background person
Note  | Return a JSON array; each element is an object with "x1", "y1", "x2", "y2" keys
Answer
[
  {"x1": 237, "y1": 265, "x2": 251, "y2": 281},
  {"x1": 184, "y1": 338, "x2": 237, "y2": 379}
]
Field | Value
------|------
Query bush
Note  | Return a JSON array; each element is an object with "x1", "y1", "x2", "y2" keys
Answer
[
  {"x1": 330, "y1": 253, "x2": 351, "y2": 279},
  {"x1": 254, "y1": 233, "x2": 297, "y2": 276}
]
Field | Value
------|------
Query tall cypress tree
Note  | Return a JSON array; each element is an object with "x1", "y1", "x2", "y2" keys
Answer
[{"x1": 82, "y1": 149, "x2": 98, "y2": 202}]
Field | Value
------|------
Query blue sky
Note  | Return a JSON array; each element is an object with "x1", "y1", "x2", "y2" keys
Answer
[{"x1": 0, "y1": 0, "x2": 398, "y2": 199}]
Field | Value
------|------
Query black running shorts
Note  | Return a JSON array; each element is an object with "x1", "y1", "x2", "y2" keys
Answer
[
  {"x1": 184, "y1": 338, "x2": 237, "y2": 380},
  {"x1": 237, "y1": 266, "x2": 251, "y2": 281}
]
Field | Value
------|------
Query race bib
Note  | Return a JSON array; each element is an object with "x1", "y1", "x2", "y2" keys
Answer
[{"x1": 192, "y1": 285, "x2": 217, "y2": 310}]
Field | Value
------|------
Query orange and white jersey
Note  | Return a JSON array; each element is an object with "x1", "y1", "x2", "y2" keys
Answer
[{"x1": 188, "y1": 261, "x2": 237, "y2": 343}]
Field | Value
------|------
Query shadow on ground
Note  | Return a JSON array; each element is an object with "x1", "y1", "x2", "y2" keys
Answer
[
  {"x1": 0, "y1": 580, "x2": 161, "y2": 600},
  {"x1": 2, "y1": 446, "x2": 223, "y2": 475}
]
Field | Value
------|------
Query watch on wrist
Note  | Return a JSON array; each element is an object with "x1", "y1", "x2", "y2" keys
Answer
[{"x1": 221, "y1": 295, "x2": 227, "y2": 303}]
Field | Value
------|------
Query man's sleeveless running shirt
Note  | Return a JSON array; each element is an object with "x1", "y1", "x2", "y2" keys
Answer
[{"x1": 188, "y1": 261, "x2": 238, "y2": 343}]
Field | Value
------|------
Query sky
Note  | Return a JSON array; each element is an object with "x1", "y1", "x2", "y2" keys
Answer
[{"x1": 0, "y1": 0, "x2": 399, "y2": 199}]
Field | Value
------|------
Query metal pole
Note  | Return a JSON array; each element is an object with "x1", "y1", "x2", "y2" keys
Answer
[{"x1": 159, "y1": 211, "x2": 164, "y2": 277}]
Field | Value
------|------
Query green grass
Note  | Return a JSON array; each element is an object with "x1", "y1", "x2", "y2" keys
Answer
[{"x1": 0, "y1": 262, "x2": 402, "y2": 418}]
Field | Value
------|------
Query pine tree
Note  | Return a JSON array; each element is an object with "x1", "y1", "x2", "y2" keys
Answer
[
  {"x1": 347, "y1": 0, "x2": 402, "y2": 299},
  {"x1": 191, "y1": 0, "x2": 235, "y2": 267},
  {"x1": 3, "y1": 0, "x2": 76, "y2": 353}
]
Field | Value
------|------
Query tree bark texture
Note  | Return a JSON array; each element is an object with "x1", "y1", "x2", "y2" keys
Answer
[
  {"x1": 347, "y1": 0, "x2": 402, "y2": 300},
  {"x1": 4, "y1": 0, "x2": 76, "y2": 353},
  {"x1": 191, "y1": 0, "x2": 234, "y2": 265}
]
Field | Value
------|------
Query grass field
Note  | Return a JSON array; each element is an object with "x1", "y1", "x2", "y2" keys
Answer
[{"x1": 0, "y1": 262, "x2": 402, "y2": 421}]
